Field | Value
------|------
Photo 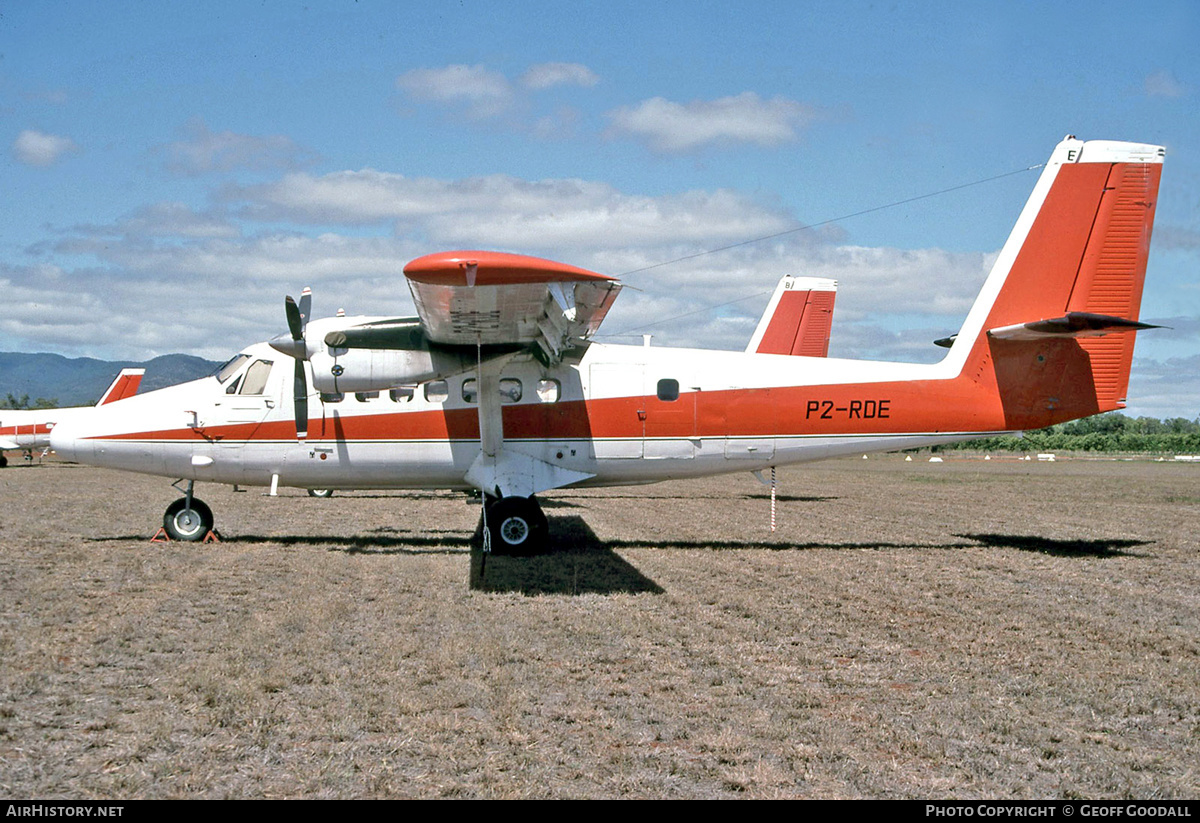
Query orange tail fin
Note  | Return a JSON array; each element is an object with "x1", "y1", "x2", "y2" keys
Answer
[{"x1": 947, "y1": 137, "x2": 1163, "y2": 428}]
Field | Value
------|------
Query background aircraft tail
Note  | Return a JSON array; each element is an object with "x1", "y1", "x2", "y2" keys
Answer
[
  {"x1": 96, "y1": 368, "x2": 145, "y2": 405},
  {"x1": 746, "y1": 276, "x2": 837, "y2": 356},
  {"x1": 947, "y1": 137, "x2": 1163, "y2": 429}
]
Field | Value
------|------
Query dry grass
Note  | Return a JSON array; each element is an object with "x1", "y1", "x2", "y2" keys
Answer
[{"x1": 1, "y1": 455, "x2": 1197, "y2": 798}]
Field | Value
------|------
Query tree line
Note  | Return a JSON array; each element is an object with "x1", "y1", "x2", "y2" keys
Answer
[
  {"x1": 956, "y1": 412, "x2": 1200, "y2": 454},
  {"x1": 1, "y1": 393, "x2": 59, "y2": 410}
]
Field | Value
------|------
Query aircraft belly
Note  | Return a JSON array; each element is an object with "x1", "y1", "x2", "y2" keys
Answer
[
  {"x1": 261, "y1": 439, "x2": 467, "y2": 489},
  {"x1": 88, "y1": 439, "x2": 168, "y2": 476}
]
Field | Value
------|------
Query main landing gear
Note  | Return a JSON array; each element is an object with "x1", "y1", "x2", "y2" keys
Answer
[
  {"x1": 482, "y1": 494, "x2": 548, "y2": 556},
  {"x1": 161, "y1": 481, "x2": 215, "y2": 542}
]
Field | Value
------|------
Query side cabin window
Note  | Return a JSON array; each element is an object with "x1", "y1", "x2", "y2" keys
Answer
[
  {"x1": 424, "y1": 380, "x2": 449, "y2": 403},
  {"x1": 355, "y1": 391, "x2": 380, "y2": 403},
  {"x1": 389, "y1": 387, "x2": 414, "y2": 403},
  {"x1": 321, "y1": 392, "x2": 344, "y2": 404},
  {"x1": 536, "y1": 378, "x2": 561, "y2": 403},
  {"x1": 656, "y1": 378, "x2": 680, "y2": 402},
  {"x1": 239, "y1": 360, "x2": 274, "y2": 395},
  {"x1": 461, "y1": 378, "x2": 522, "y2": 404},
  {"x1": 499, "y1": 378, "x2": 522, "y2": 403}
]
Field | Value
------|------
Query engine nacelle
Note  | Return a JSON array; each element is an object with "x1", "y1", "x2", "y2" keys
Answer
[{"x1": 302, "y1": 315, "x2": 518, "y2": 393}]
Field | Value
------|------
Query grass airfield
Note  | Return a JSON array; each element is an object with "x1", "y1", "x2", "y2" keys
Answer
[{"x1": 1, "y1": 456, "x2": 1197, "y2": 798}]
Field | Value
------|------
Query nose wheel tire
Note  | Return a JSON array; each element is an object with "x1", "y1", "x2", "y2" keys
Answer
[
  {"x1": 485, "y1": 495, "x2": 548, "y2": 556},
  {"x1": 163, "y1": 497, "x2": 214, "y2": 542},
  {"x1": 307, "y1": 489, "x2": 334, "y2": 498}
]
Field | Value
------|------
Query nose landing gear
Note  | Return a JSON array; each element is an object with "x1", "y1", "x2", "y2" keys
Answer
[
  {"x1": 157, "y1": 480, "x2": 217, "y2": 542},
  {"x1": 163, "y1": 497, "x2": 215, "y2": 541}
]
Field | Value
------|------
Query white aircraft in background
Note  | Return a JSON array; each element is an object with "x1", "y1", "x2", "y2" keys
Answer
[
  {"x1": 1, "y1": 369, "x2": 143, "y2": 468},
  {"x1": 51, "y1": 137, "x2": 1163, "y2": 553}
]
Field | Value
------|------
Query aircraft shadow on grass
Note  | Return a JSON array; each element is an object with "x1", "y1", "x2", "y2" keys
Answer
[
  {"x1": 956, "y1": 533, "x2": 1152, "y2": 558},
  {"x1": 87, "y1": 524, "x2": 1151, "y2": 597}
]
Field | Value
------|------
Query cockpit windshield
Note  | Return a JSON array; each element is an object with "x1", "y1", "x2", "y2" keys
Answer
[{"x1": 214, "y1": 354, "x2": 252, "y2": 384}]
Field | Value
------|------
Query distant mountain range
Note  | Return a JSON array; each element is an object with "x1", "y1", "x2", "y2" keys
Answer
[{"x1": 0, "y1": 352, "x2": 222, "y2": 407}]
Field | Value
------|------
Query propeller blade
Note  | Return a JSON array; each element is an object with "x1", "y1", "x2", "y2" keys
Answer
[
  {"x1": 283, "y1": 291, "x2": 312, "y2": 440},
  {"x1": 293, "y1": 359, "x2": 309, "y2": 441},
  {"x1": 285, "y1": 295, "x2": 303, "y2": 342},
  {"x1": 298, "y1": 287, "x2": 312, "y2": 332}
]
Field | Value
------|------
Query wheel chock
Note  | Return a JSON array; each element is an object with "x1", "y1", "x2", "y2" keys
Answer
[{"x1": 149, "y1": 528, "x2": 222, "y2": 543}]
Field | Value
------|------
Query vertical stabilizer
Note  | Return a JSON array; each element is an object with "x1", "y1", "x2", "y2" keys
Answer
[{"x1": 946, "y1": 137, "x2": 1163, "y2": 426}]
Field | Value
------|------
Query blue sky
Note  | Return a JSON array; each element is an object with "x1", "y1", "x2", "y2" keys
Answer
[{"x1": 3, "y1": 0, "x2": 1198, "y2": 418}]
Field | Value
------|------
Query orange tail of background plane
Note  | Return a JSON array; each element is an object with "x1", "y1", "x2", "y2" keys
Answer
[
  {"x1": 97, "y1": 368, "x2": 145, "y2": 405},
  {"x1": 747, "y1": 276, "x2": 837, "y2": 357}
]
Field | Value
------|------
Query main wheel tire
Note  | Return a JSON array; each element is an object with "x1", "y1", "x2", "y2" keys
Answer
[
  {"x1": 307, "y1": 488, "x2": 334, "y2": 498},
  {"x1": 163, "y1": 497, "x2": 214, "y2": 542},
  {"x1": 485, "y1": 495, "x2": 548, "y2": 556},
  {"x1": 0, "y1": 454, "x2": 7, "y2": 468}
]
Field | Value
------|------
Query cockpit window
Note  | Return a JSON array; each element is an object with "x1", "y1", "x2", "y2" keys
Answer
[
  {"x1": 214, "y1": 354, "x2": 251, "y2": 384},
  {"x1": 239, "y1": 359, "x2": 274, "y2": 395}
]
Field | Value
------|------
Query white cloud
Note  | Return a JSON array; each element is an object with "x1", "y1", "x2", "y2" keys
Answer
[
  {"x1": 157, "y1": 118, "x2": 317, "y2": 176},
  {"x1": 1145, "y1": 70, "x2": 1186, "y2": 98},
  {"x1": 1125, "y1": 354, "x2": 1200, "y2": 419},
  {"x1": 521, "y1": 62, "x2": 599, "y2": 90},
  {"x1": 607, "y1": 92, "x2": 816, "y2": 152},
  {"x1": 396, "y1": 64, "x2": 515, "y2": 118},
  {"x1": 73, "y1": 202, "x2": 239, "y2": 240},
  {"x1": 12, "y1": 130, "x2": 79, "y2": 167},
  {"x1": 229, "y1": 171, "x2": 796, "y2": 250}
]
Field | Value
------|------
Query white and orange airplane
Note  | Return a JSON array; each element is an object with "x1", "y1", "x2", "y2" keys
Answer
[
  {"x1": 0, "y1": 369, "x2": 144, "y2": 468},
  {"x1": 50, "y1": 137, "x2": 1162, "y2": 552}
]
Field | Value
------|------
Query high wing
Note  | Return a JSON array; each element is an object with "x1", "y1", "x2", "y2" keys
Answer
[
  {"x1": 319, "y1": 251, "x2": 622, "y2": 366},
  {"x1": 403, "y1": 251, "x2": 622, "y2": 362}
]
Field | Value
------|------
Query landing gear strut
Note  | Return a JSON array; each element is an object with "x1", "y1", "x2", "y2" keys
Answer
[
  {"x1": 483, "y1": 494, "x2": 548, "y2": 556},
  {"x1": 162, "y1": 481, "x2": 214, "y2": 541}
]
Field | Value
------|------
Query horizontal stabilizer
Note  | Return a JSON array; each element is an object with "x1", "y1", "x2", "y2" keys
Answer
[{"x1": 987, "y1": 312, "x2": 1161, "y2": 342}]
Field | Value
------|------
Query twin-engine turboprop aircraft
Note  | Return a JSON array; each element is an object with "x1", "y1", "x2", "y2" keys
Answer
[
  {"x1": 50, "y1": 137, "x2": 1163, "y2": 552},
  {"x1": 1, "y1": 369, "x2": 143, "y2": 467}
]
